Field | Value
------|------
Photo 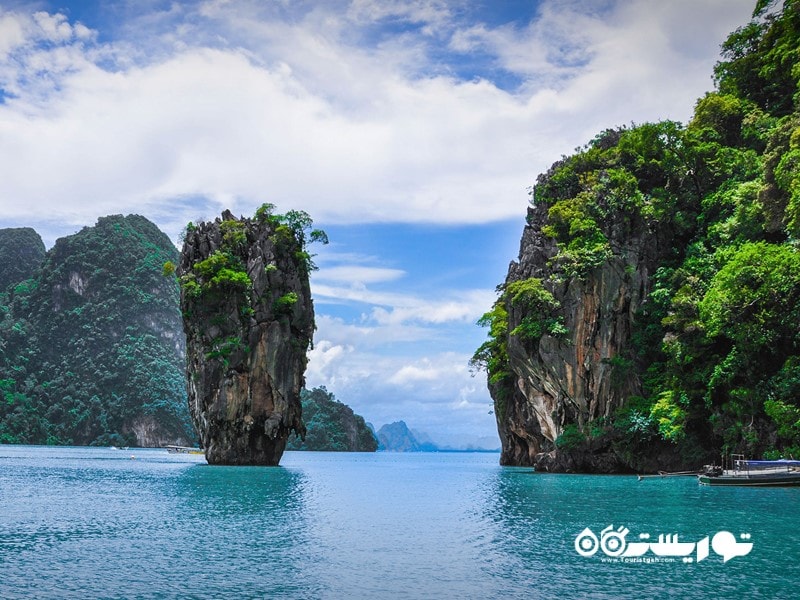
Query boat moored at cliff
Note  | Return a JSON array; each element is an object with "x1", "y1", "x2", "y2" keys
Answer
[
  {"x1": 698, "y1": 455, "x2": 800, "y2": 486},
  {"x1": 164, "y1": 445, "x2": 204, "y2": 455}
]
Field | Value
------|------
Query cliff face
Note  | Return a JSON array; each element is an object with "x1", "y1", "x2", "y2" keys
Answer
[
  {"x1": 474, "y1": 121, "x2": 719, "y2": 473},
  {"x1": 179, "y1": 208, "x2": 316, "y2": 465},
  {"x1": 490, "y1": 4, "x2": 800, "y2": 470},
  {"x1": 496, "y1": 201, "x2": 669, "y2": 472},
  {"x1": 0, "y1": 215, "x2": 193, "y2": 447}
]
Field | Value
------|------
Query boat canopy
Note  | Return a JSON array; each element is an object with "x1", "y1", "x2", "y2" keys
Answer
[{"x1": 742, "y1": 459, "x2": 800, "y2": 467}]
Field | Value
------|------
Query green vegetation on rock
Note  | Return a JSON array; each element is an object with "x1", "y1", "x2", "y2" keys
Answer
[
  {"x1": 0, "y1": 215, "x2": 193, "y2": 446},
  {"x1": 286, "y1": 387, "x2": 378, "y2": 452},
  {"x1": 0, "y1": 228, "x2": 46, "y2": 293},
  {"x1": 475, "y1": 0, "x2": 800, "y2": 467}
]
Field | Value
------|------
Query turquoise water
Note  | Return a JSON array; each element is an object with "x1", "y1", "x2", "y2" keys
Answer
[{"x1": 1, "y1": 446, "x2": 798, "y2": 599}]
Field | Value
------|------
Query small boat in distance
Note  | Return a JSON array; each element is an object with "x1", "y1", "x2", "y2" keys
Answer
[
  {"x1": 164, "y1": 445, "x2": 204, "y2": 455},
  {"x1": 698, "y1": 454, "x2": 800, "y2": 486}
]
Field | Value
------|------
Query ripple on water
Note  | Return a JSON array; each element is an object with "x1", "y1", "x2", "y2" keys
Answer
[{"x1": 1, "y1": 448, "x2": 799, "y2": 599}]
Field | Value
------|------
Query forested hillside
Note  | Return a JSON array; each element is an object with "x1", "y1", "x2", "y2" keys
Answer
[
  {"x1": 287, "y1": 387, "x2": 378, "y2": 452},
  {"x1": 0, "y1": 215, "x2": 194, "y2": 446},
  {"x1": 475, "y1": 0, "x2": 800, "y2": 470},
  {"x1": 0, "y1": 228, "x2": 46, "y2": 292}
]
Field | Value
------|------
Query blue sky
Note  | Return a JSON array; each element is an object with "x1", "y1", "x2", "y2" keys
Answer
[{"x1": 0, "y1": 0, "x2": 755, "y2": 447}]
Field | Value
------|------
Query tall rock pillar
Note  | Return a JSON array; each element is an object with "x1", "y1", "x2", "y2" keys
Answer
[{"x1": 178, "y1": 207, "x2": 318, "y2": 465}]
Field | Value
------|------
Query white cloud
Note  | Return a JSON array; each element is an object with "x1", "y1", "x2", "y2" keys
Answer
[
  {"x1": 33, "y1": 11, "x2": 74, "y2": 42},
  {"x1": 305, "y1": 341, "x2": 495, "y2": 441},
  {"x1": 0, "y1": 13, "x2": 26, "y2": 57},
  {"x1": 312, "y1": 282, "x2": 493, "y2": 326},
  {"x1": 388, "y1": 361, "x2": 442, "y2": 385},
  {"x1": 0, "y1": 0, "x2": 754, "y2": 239},
  {"x1": 314, "y1": 265, "x2": 406, "y2": 285},
  {"x1": 346, "y1": 0, "x2": 452, "y2": 30}
]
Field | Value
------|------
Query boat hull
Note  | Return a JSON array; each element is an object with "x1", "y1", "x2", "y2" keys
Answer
[{"x1": 698, "y1": 473, "x2": 800, "y2": 486}]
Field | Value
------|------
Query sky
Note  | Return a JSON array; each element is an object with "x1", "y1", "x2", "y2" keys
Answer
[{"x1": 0, "y1": 0, "x2": 756, "y2": 448}]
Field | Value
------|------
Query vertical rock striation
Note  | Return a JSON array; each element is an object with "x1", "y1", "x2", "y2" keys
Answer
[
  {"x1": 178, "y1": 208, "x2": 316, "y2": 465},
  {"x1": 495, "y1": 201, "x2": 665, "y2": 471}
]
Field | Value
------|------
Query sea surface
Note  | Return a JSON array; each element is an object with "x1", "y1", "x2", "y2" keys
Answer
[{"x1": 1, "y1": 446, "x2": 798, "y2": 599}]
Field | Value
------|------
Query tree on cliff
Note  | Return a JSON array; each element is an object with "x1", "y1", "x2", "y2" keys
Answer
[{"x1": 475, "y1": 0, "x2": 800, "y2": 470}]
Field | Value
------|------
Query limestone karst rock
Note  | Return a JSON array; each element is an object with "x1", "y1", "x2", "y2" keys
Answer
[
  {"x1": 492, "y1": 201, "x2": 664, "y2": 472},
  {"x1": 178, "y1": 207, "x2": 320, "y2": 465},
  {"x1": 0, "y1": 215, "x2": 193, "y2": 447}
]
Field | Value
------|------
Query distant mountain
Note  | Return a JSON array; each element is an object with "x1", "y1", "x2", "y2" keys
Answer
[
  {"x1": 411, "y1": 428, "x2": 435, "y2": 446},
  {"x1": 376, "y1": 420, "x2": 437, "y2": 452},
  {"x1": 286, "y1": 386, "x2": 378, "y2": 452},
  {"x1": 0, "y1": 215, "x2": 194, "y2": 447},
  {"x1": 0, "y1": 227, "x2": 46, "y2": 292},
  {"x1": 375, "y1": 422, "x2": 500, "y2": 452}
]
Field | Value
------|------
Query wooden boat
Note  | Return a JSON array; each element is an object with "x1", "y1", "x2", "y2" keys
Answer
[
  {"x1": 164, "y1": 445, "x2": 204, "y2": 455},
  {"x1": 698, "y1": 455, "x2": 800, "y2": 486}
]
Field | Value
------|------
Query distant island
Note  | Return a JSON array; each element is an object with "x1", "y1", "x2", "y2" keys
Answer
[
  {"x1": 374, "y1": 420, "x2": 499, "y2": 452},
  {"x1": 287, "y1": 387, "x2": 378, "y2": 452}
]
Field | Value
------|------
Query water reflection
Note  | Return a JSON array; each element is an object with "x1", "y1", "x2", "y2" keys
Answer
[
  {"x1": 160, "y1": 464, "x2": 321, "y2": 599},
  {"x1": 481, "y1": 468, "x2": 800, "y2": 599},
  {"x1": 3, "y1": 448, "x2": 799, "y2": 599}
]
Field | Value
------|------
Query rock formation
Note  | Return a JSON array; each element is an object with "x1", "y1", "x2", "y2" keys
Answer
[
  {"x1": 178, "y1": 207, "x2": 317, "y2": 465},
  {"x1": 477, "y1": 1, "x2": 800, "y2": 472},
  {"x1": 0, "y1": 215, "x2": 193, "y2": 447},
  {"x1": 494, "y1": 200, "x2": 666, "y2": 472}
]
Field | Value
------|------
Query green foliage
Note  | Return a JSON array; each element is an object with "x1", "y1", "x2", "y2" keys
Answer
[
  {"x1": 613, "y1": 396, "x2": 657, "y2": 439},
  {"x1": 286, "y1": 387, "x2": 378, "y2": 452},
  {"x1": 555, "y1": 424, "x2": 586, "y2": 450},
  {"x1": 255, "y1": 203, "x2": 278, "y2": 224},
  {"x1": 205, "y1": 336, "x2": 244, "y2": 361},
  {"x1": 187, "y1": 250, "x2": 252, "y2": 304},
  {"x1": 649, "y1": 391, "x2": 687, "y2": 442},
  {"x1": 273, "y1": 292, "x2": 299, "y2": 315},
  {"x1": 764, "y1": 398, "x2": 800, "y2": 440},
  {"x1": 0, "y1": 215, "x2": 194, "y2": 446},
  {"x1": 506, "y1": 278, "x2": 567, "y2": 342},
  {"x1": 699, "y1": 242, "x2": 800, "y2": 352},
  {"x1": 273, "y1": 208, "x2": 328, "y2": 272},
  {"x1": 542, "y1": 191, "x2": 612, "y2": 277},
  {"x1": 220, "y1": 219, "x2": 248, "y2": 250},
  {"x1": 471, "y1": 297, "x2": 509, "y2": 385},
  {"x1": 478, "y1": 1, "x2": 800, "y2": 461},
  {"x1": 471, "y1": 295, "x2": 514, "y2": 423},
  {"x1": 162, "y1": 261, "x2": 176, "y2": 277},
  {"x1": 535, "y1": 121, "x2": 699, "y2": 278}
]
